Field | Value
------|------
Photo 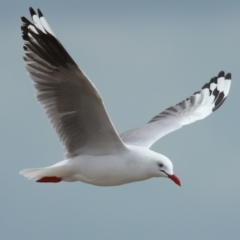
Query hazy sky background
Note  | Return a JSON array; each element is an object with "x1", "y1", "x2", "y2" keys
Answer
[{"x1": 1, "y1": 0, "x2": 240, "y2": 239}]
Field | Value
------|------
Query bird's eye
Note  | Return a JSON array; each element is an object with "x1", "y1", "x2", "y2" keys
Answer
[{"x1": 158, "y1": 163, "x2": 164, "y2": 168}]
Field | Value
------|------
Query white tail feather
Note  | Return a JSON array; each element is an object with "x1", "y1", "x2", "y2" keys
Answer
[
  {"x1": 20, "y1": 168, "x2": 47, "y2": 180},
  {"x1": 19, "y1": 166, "x2": 63, "y2": 181}
]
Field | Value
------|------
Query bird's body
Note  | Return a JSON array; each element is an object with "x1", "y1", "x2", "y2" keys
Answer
[
  {"x1": 23, "y1": 146, "x2": 170, "y2": 186},
  {"x1": 20, "y1": 8, "x2": 231, "y2": 187}
]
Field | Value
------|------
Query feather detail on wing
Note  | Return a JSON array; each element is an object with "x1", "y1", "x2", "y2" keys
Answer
[
  {"x1": 21, "y1": 8, "x2": 125, "y2": 158},
  {"x1": 120, "y1": 71, "x2": 231, "y2": 148}
]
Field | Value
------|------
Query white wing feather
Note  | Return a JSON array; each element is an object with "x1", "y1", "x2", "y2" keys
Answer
[
  {"x1": 21, "y1": 8, "x2": 125, "y2": 158},
  {"x1": 120, "y1": 72, "x2": 231, "y2": 148}
]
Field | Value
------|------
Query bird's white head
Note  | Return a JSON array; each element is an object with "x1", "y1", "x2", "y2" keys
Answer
[{"x1": 150, "y1": 152, "x2": 181, "y2": 186}]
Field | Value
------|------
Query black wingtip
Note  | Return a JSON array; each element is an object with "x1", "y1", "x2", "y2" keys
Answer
[
  {"x1": 29, "y1": 7, "x2": 36, "y2": 17},
  {"x1": 210, "y1": 76, "x2": 217, "y2": 84},
  {"x1": 218, "y1": 71, "x2": 225, "y2": 78},
  {"x1": 38, "y1": 9, "x2": 43, "y2": 18},
  {"x1": 22, "y1": 34, "x2": 29, "y2": 41},
  {"x1": 21, "y1": 25, "x2": 26, "y2": 31},
  {"x1": 212, "y1": 97, "x2": 226, "y2": 112},
  {"x1": 226, "y1": 73, "x2": 231, "y2": 80},
  {"x1": 21, "y1": 16, "x2": 31, "y2": 24},
  {"x1": 202, "y1": 82, "x2": 210, "y2": 90}
]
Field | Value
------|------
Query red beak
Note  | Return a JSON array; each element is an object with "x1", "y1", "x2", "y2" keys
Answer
[{"x1": 168, "y1": 174, "x2": 181, "y2": 186}]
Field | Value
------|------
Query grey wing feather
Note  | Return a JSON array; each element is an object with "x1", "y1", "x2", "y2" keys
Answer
[
  {"x1": 120, "y1": 71, "x2": 231, "y2": 148},
  {"x1": 22, "y1": 8, "x2": 125, "y2": 158}
]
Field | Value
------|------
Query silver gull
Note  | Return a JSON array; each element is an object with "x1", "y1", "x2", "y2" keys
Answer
[{"x1": 20, "y1": 8, "x2": 232, "y2": 186}]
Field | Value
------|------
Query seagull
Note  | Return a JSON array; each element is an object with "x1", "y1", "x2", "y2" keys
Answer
[{"x1": 19, "y1": 7, "x2": 231, "y2": 187}]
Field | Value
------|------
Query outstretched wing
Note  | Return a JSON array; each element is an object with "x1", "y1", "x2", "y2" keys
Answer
[
  {"x1": 21, "y1": 8, "x2": 125, "y2": 158},
  {"x1": 120, "y1": 71, "x2": 231, "y2": 148}
]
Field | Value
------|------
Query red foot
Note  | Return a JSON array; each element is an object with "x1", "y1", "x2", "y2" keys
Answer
[{"x1": 37, "y1": 176, "x2": 62, "y2": 183}]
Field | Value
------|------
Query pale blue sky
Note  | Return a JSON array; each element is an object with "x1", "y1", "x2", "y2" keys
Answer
[{"x1": 1, "y1": 1, "x2": 240, "y2": 240}]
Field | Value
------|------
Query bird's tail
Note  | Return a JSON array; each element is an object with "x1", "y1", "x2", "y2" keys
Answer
[{"x1": 19, "y1": 167, "x2": 63, "y2": 183}]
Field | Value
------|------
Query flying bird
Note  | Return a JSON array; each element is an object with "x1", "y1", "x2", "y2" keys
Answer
[{"x1": 20, "y1": 8, "x2": 231, "y2": 186}]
